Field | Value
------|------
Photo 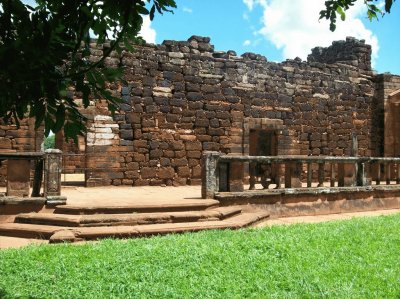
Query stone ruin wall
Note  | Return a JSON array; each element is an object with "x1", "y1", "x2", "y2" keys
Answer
[
  {"x1": 0, "y1": 118, "x2": 44, "y2": 185},
  {"x1": 374, "y1": 74, "x2": 400, "y2": 157},
  {"x1": 1, "y1": 36, "x2": 397, "y2": 187},
  {"x1": 60, "y1": 36, "x2": 383, "y2": 187}
]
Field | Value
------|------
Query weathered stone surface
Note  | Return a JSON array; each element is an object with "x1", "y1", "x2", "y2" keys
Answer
[
  {"x1": 158, "y1": 167, "x2": 175, "y2": 179},
  {"x1": 49, "y1": 230, "x2": 78, "y2": 244},
  {"x1": 7, "y1": 36, "x2": 395, "y2": 188},
  {"x1": 141, "y1": 167, "x2": 157, "y2": 179},
  {"x1": 7, "y1": 160, "x2": 30, "y2": 197}
]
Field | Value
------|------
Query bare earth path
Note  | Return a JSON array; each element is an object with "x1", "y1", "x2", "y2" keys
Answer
[{"x1": 1, "y1": 185, "x2": 399, "y2": 249}]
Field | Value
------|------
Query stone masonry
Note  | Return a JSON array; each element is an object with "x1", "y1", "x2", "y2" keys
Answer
[
  {"x1": 2, "y1": 36, "x2": 399, "y2": 187},
  {"x1": 0, "y1": 118, "x2": 44, "y2": 186}
]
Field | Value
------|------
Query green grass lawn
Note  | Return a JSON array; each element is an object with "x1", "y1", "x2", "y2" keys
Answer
[{"x1": 1, "y1": 214, "x2": 400, "y2": 299}]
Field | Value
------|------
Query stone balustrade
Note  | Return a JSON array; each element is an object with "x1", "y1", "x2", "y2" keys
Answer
[
  {"x1": 202, "y1": 151, "x2": 400, "y2": 199},
  {"x1": 0, "y1": 150, "x2": 65, "y2": 205}
]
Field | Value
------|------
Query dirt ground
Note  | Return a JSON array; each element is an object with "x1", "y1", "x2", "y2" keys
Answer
[{"x1": 1, "y1": 185, "x2": 399, "y2": 250}]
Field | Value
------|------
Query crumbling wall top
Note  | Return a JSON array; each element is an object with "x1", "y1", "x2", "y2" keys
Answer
[{"x1": 307, "y1": 36, "x2": 372, "y2": 71}]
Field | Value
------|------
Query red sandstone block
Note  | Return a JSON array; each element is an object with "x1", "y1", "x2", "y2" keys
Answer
[
  {"x1": 173, "y1": 177, "x2": 187, "y2": 186},
  {"x1": 173, "y1": 158, "x2": 188, "y2": 167},
  {"x1": 170, "y1": 141, "x2": 184, "y2": 150},
  {"x1": 133, "y1": 153, "x2": 146, "y2": 162},
  {"x1": 185, "y1": 141, "x2": 202, "y2": 151},
  {"x1": 86, "y1": 162, "x2": 121, "y2": 169},
  {"x1": 14, "y1": 137, "x2": 35, "y2": 144},
  {"x1": 163, "y1": 150, "x2": 175, "y2": 158},
  {"x1": 140, "y1": 167, "x2": 157, "y2": 179},
  {"x1": 0, "y1": 138, "x2": 12, "y2": 149},
  {"x1": 179, "y1": 135, "x2": 197, "y2": 141},
  {"x1": 193, "y1": 128, "x2": 207, "y2": 135},
  {"x1": 112, "y1": 179, "x2": 122, "y2": 186},
  {"x1": 197, "y1": 135, "x2": 212, "y2": 142},
  {"x1": 6, "y1": 130, "x2": 33, "y2": 138},
  {"x1": 150, "y1": 179, "x2": 164, "y2": 186},
  {"x1": 177, "y1": 166, "x2": 190, "y2": 178},
  {"x1": 192, "y1": 165, "x2": 202, "y2": 178},
  {"x1": 158, "y1": 167, "x2": 175, "y2": 179},
  {"x1": 127, "y1": 162, "x2": 139, "y2": 170},
  {"x1": 122, "y1": 179, "x2": 133, "y2": 185},
  {"x1": 188, "y1": 159, "x2": 199, "y2": 167},
  {"x1": 134, "y1": 179, "x2": 150, "y2": 186},
  {"x1": 187, "y1": 151, "x2": 201, "y2": 158},
  {"x1": 125, "y1": 171, "x2": 139, "y2": 179},
  {"x1": 175, "y1": 150, "x2": 186, "y2": 158},
  {"x1": 133, "y1": 140, "x2": 147, "y2": 147}
]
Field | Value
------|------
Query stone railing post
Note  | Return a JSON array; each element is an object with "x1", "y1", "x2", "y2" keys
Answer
[
  {"x1": 31, "y1": 159, "x2": 44, "y2": 197},
  {"x1": 201, "y1": 151, "x2": 221, "y2": 199},
  {"x1": 44, "y1": 149, "x2": 66, "y2": 205},
  {"x1": 318, "y1": 162, "x2": 325, "y2": 187},
  {"x1": 6, "y1": 159, "x2": 30, "y2": 197},
  {"x1": 357, "y1": 161, "x2": 366, "y2": 186},
  {"x1": 339, "y1": 133, "x2": 358, "y2": 187},
  {"x1": 285, "y1": 162, "x2": 302, "y2": 188}
]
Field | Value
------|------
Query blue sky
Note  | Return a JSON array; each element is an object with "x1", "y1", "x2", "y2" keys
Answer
[{"x1": 145, "y1": 0, "x2": 400, "y2": 75}]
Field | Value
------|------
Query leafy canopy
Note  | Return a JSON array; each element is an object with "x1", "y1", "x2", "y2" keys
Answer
[
  {"x1": 320, "y1": 0, "x2": 395, "y2": 31},
  {"x1": 0, "y1": 0, "x2": 176, "y2": 140}
]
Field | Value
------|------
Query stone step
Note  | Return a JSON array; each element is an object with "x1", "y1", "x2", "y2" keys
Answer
[
  {"x1": 0, "y1": 223, "x2": 62, "y2": 239},
  {"x1": 54, "y1": 199, "x2": 220, "y2": 215},
  {"x1": 15, "y1": 207, "x2": 242, "y2": 227},
  {"x1": 0, "y1": 211, "x2": 270, "y2": 241}
]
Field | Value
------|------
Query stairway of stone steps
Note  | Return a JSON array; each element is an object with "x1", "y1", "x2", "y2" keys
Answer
[{"x1": 0, "y1": 199, "x2": 270, "y2": 243}]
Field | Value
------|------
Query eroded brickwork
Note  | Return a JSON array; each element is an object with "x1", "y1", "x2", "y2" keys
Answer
[
  {"x1": 374, "y1": 74, "x2": 400, "y2": 157},
  {"x1": 65, "y1": 36, "x2": 388, "y2": 187},
  {"x1": 0, "y1": 118, "x2": 44, "y2": 185},
  {"x1": 1, "y1": 36, "x2": 398, "y2": 187}
]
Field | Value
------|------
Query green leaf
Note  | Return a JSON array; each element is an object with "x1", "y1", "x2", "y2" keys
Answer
[
  {"x1": 136, "y1": 5, "x2": 149, "y2": 15},
  {"x1": 367, "y1": 9, "x2": 377, "y2": 21},
  {"x1": 32, "y1": 103, "x2": 46, "y2": 129},
  {"x1": 385, "y1": 0, "x2": 393, "y2": 13},
  {"x1": 150, "y1": 5, "x2": 156, "y2": 20},
  {"x1": 81, "y1": 85, "x2": 91, "y2": 107},
  {"x1": 336, "y1": 6, "x2": 346, "y2": 21},
  {"x1": 0, "y1": 0, "x2": 177, "y2": 136},
  {"x1": 53, "y1": 104, "x2": 65, "y2": 132}
]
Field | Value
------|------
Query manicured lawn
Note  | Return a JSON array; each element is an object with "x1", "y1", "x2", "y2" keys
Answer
[{"x1": 1, "y1": 214, "x2": 400, "y2": 298}]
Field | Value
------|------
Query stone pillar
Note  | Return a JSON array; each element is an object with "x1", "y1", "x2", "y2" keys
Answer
[
  {"x1": 284, "y1": 162, "x2": 302, "y2": 188},
  {"x1": 229, "y1": 161, "x2": 244, "y2": 192},
  {"x1": 201, "y1": 151, "x2": 221, "y2": 199},
  {"x1": 357, "y1": 162, "x2": 366, "y2": 186},
  {"x1": 44, "y1": 149, "x2": 66, "y2": 205},
  {"x1": 7, "y1": 160, "x2": 30, "y2": 197},
  {"x1": 318, "y1": 162, "x2": 325, "y2": 187},
  {"x1": 338, "y1": 133, "x2": 358, "y2": 187},
  {"x1": 218, "y1": 162, "x2": 229, "y2": 192},
  {"x1": 31, "y1": 159, "x2": 44, "y2": 197}
]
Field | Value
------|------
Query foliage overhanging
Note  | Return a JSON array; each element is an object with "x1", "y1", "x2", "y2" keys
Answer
[
  {"x1": 0, "y1": 0, "x2": 176, "y2": 140},
  {"x1": 320, "y1": 0, "x2": 395, "y2": 31}
]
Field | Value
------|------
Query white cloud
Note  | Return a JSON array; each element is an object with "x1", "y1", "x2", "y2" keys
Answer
[
  {"x1": 377, "y1": 0, "x2": 385, "y2": 10},
  {"x1": 183, "y1": 7, "x2": 193, "y2": 13},
  {"x1": 244, "y1": 0, "x2": 379, "y2": 67},
  {"x1": 243, "y1": 40, "x2": 251, "y2": 46},
  {"x1": 243, "y1": 0, "x2": 255, "y2": 11},
  {"x1": 139, "y1": 16, "x2": 156, "y2": 44}
]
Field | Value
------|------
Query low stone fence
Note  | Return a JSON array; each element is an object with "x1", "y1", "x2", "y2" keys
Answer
[
  {"x1": 201, "y1": 152, "x2": 400, "y2": 216},
  {"x1": 0, "y1": 150, "x2": 65, "y2": 205},
  {"x1": 202, "y1": 152, "x2": 400, "y2": 199}
]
